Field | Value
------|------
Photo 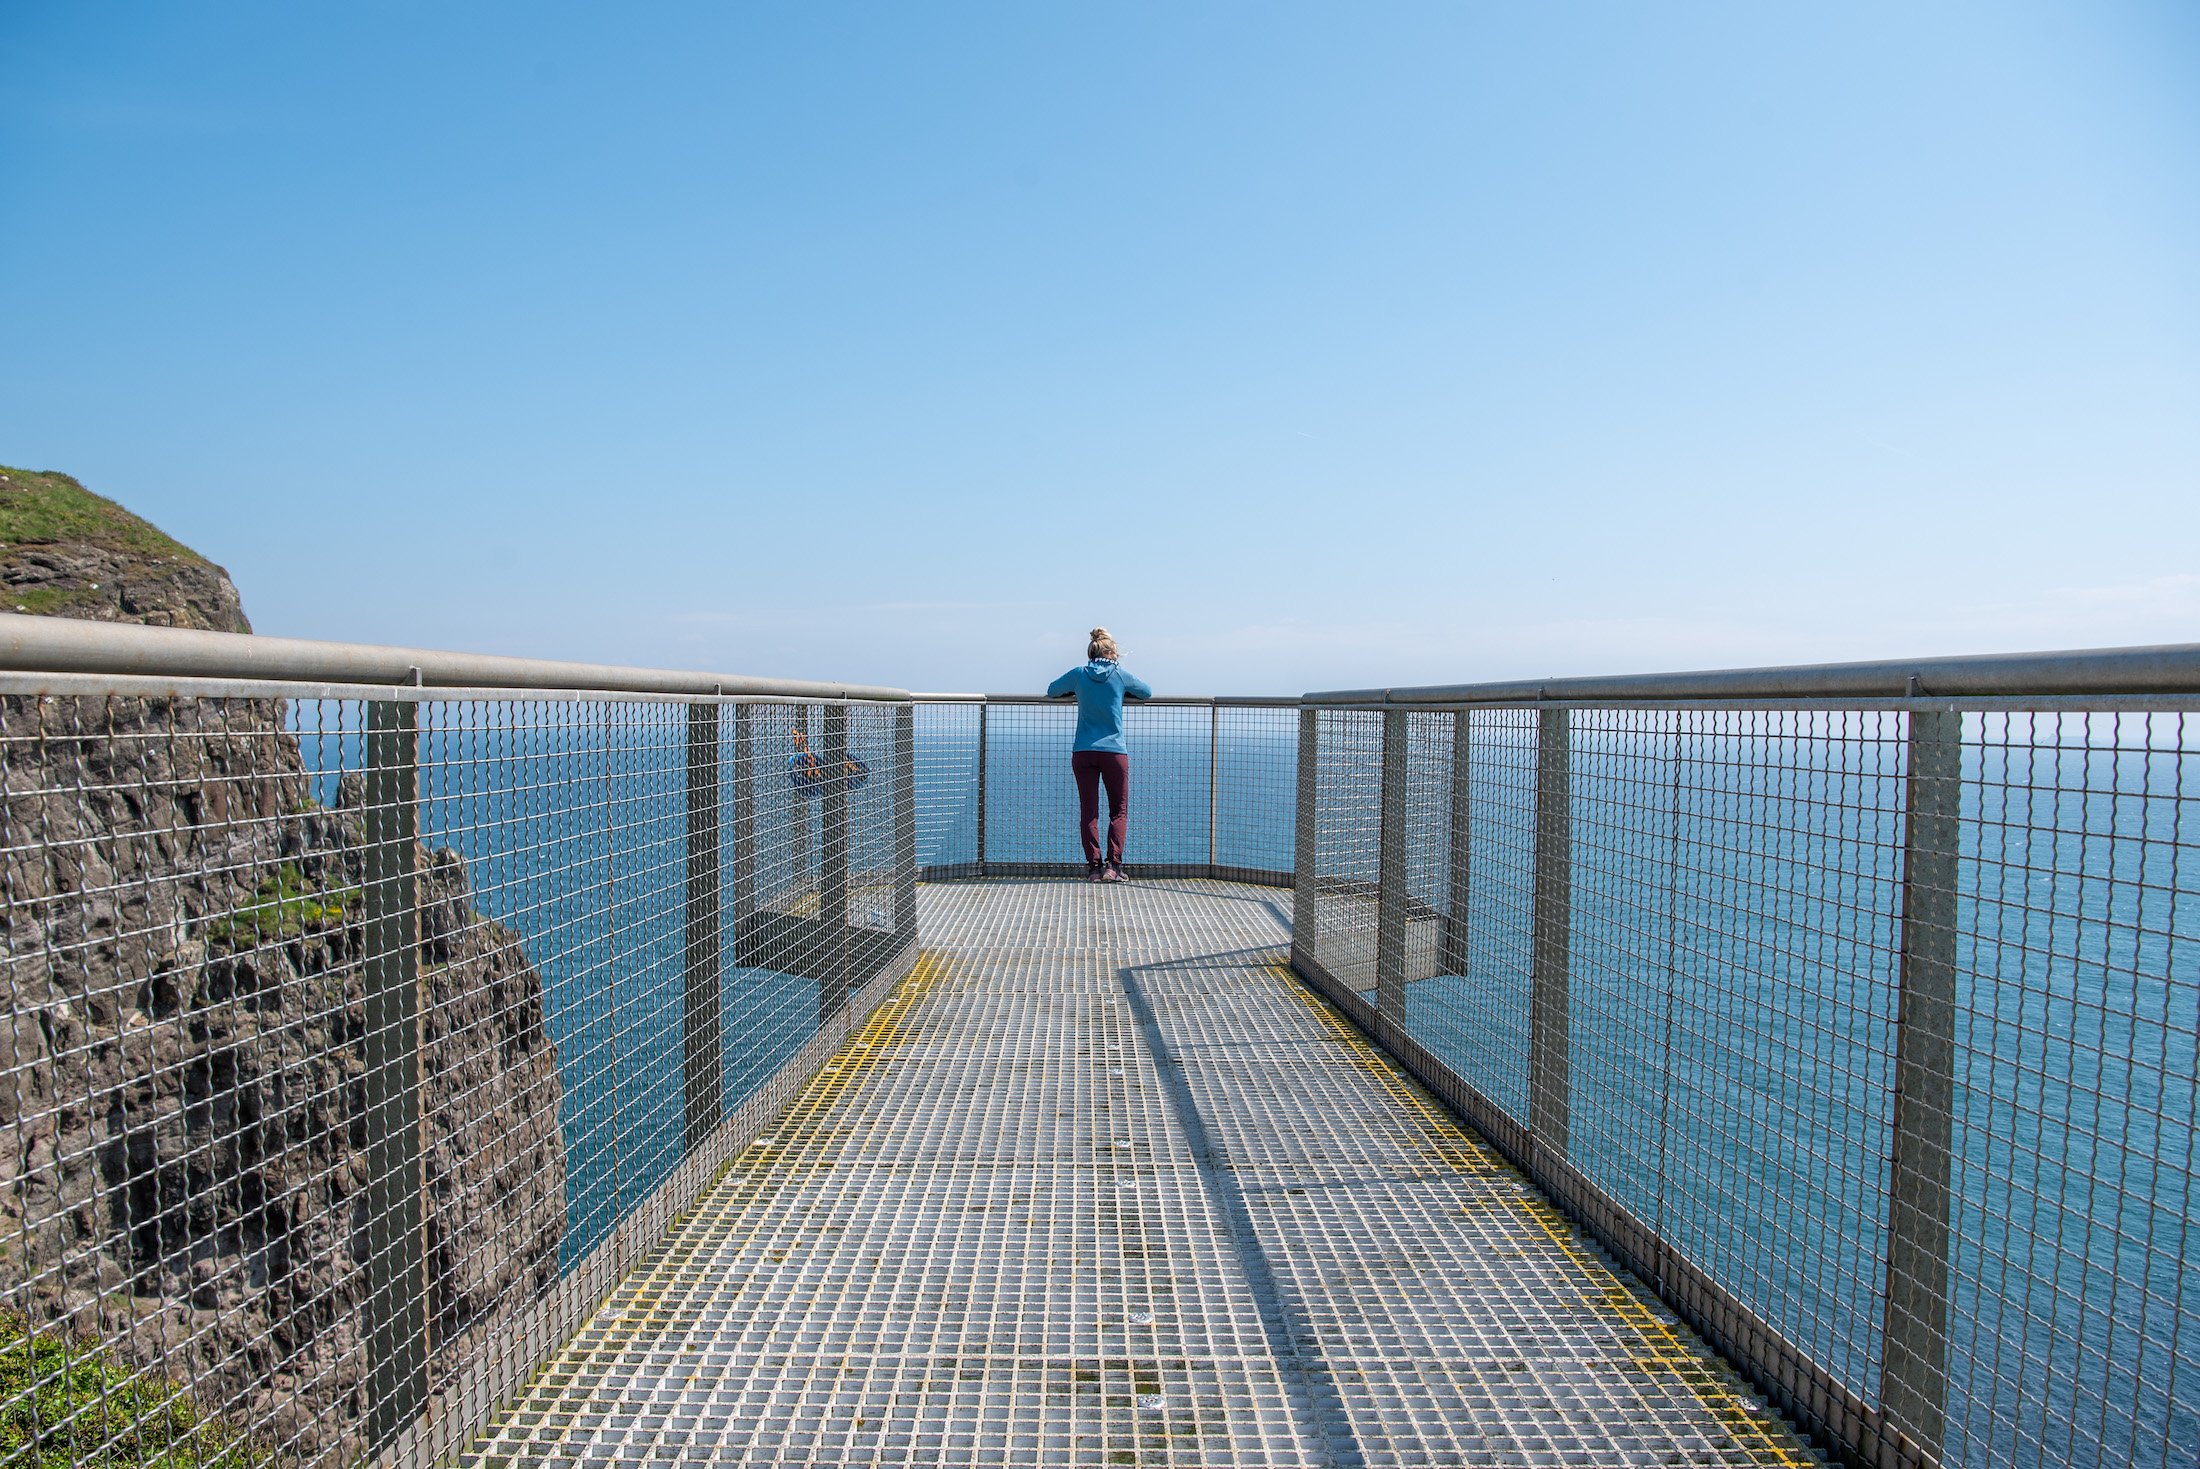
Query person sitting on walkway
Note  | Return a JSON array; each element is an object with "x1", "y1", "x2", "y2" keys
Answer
[{"x1": 1046, "y1": 627, "x2": 1152, "y2": 883}]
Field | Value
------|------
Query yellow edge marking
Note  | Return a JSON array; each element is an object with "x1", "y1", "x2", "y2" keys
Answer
[
  {"x1": 506, "y1": 952, "x2": 955, "y2": 1380},
  {"x1": 1270, "y1": 964, "x2": 1818, "y2": 1467}
]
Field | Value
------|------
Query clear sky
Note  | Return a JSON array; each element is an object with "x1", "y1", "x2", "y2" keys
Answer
[{"x1": 3, "y1": 2, "x2": 2195, "y2": 694}]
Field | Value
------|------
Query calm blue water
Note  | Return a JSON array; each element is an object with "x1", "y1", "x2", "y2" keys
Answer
[{"x1": 292, "y1": 701, "x2": 2197, "y2": 1467}]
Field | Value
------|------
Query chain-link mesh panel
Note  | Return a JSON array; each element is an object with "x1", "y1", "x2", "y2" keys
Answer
[
  {"x1": 1213, "y1": 707, "x2": 1298, "y2": 878},
  {"x1": 1, "y1": 692, "x2": 915, "y2": 1469},
  {"x1": 1565, "y1": 710, "x2": 1908, "y2": 1404},
  {"x1": 1304, "y1": 708, "x2": 1379, "y2": 995},
  {"x1": 912, "y1": 702, "x2": 980, "y2": 877},
  {"x1": 1946, "y1": 710, "x2": 2198, "y2": 1468}
]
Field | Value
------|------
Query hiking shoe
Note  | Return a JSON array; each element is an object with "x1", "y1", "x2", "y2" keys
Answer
[
  {"x1": 1103, "y1": 862, "x2": 1128, "y2": 883},
  {"x1": 1086, "y1": 862, "x2": 1106, "y2": 883}
]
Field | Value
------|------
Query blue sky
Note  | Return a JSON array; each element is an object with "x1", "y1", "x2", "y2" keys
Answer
[{"x1": 3, "y1": 1, "x2": 2195, "y2": 694}]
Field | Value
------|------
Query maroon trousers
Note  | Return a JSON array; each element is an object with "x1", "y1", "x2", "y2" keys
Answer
[{"x1": 1071, "y1": 751, "x2": 1130, "y2": 864}]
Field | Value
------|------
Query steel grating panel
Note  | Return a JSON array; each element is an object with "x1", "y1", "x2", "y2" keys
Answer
[{"x1": 463, "y1": 879, "x2": 1816, "y2": 1466}]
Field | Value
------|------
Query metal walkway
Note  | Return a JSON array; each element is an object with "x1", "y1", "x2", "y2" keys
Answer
[{"x1": 464, "y1": 880, "x2": 1816, "y2": 1467}]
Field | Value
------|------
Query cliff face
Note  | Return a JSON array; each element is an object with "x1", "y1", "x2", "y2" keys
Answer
[{"x1": 0, "y1": 470, "x2": 566, "y2": 1465}]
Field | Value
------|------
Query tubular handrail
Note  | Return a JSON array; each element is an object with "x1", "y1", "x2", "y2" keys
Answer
[
  {"x1": 911, "y1": 692, "x2": 1299, "y2": 706},
  {"x1": 1304, "y1": 639, "x2": 2200, "y2": 704},
  {"x1": 0, "y1": 615, "x2": 908, "y2": 701}
]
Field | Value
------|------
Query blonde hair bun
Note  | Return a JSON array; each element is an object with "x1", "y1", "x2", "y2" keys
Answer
[
  {"x1": 1087, "y1": 627, "x2": 1120, "y2": 660},
  {"x1": 1090, "y1": 627, "x2": 1109, "y2": 640}
]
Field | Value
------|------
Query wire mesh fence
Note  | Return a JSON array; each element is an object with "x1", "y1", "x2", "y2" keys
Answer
[
  {"x1": 915, "y1": 697, "x2": 1297, "y2": 884},
  {"x1": 1292, "y1": 701, "x2": 2200, "y2": 1469},
  {"x1": 1, "y1": 690, "x2": 916, "y2": 1469},
  {"x1": 5, "y1": 656, "x2": 2196, "y2": 1469},
  {"x1": 912, "y1": 701, "x2": 981, "y2": 879}
]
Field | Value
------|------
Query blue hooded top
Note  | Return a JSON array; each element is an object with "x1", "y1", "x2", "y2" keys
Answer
[{"x1": 1046, "y1": 659, "x2": 1153, "y2": 753}]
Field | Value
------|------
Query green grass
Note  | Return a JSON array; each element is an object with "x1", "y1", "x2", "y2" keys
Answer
[
  {"x1": 0, "y1": 1314, "x2": 255, "y2": 1469},
  {"x1": 0, "y1": 468, "x2": 206, "y2": 562},
  {"x1": 203, "y1": 864, "x2": 356, "y2": 947},
  {"x1": 4, "y1": 589, "x2": 97, "y2": 617}
]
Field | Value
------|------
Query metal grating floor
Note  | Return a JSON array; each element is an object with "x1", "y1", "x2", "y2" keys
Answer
[{"x1": 464, "y1": 879, "x2": 1817, "y2": 1467}]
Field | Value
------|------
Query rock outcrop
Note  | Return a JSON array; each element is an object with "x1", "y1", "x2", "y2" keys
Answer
[
  {"x1": 0, "y1": 468, "x2": 565, "y2": 1465},
  {"x1": 0, "y1": 467, "x2": 251, "y2": 633}
]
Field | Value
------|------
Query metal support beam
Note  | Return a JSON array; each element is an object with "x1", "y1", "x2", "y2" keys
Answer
[
  {"x1": 1208, "y1": 703, "x2": 1221, "y2": 874},
  {"x1": 1376, "y1": 708, "x2": 1409, "y2": 1016},
  {"x1": 683, "y1": 704, "x2": 723, "y2": 1154},
  {"x1": 731, "y1": 704, "x2": 757, "y2": 924},
  {"x1": 1881, "y1": 709, "x2": 1961, "y2": 1459},
  {"x1": 818, "y1": 704, "x2": 852, "y2": 1019},
  {"x1": 791, "y1": 705, "x2": 813, "y2": 901},
  {"x1": 975, "y1": 701, "x2": 989, "y2": 877},
  {"x1": 1530, "y1": 707, "x2": 1571, "y2": 1154},
  {"x1": 1290, "y1": 707, "x2": 1320, "y2": 972},
  {"x1": 893, "y1": 704, "x2": 918, "y2": 946},
  {"x1": 362, "y1": 699, "x2": 424, "y2": 1452},
  {"x1": 1441, "y1": 710, "x2": 1472, "y2": 977}
]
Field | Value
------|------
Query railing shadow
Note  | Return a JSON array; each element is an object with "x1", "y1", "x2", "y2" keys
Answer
[{"x1": 1117, "y1": 947, "x2": 1367, "y2": 1469}]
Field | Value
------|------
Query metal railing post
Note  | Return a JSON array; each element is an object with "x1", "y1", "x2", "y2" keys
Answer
[
  {"x1": 682, "y1": 704, "x2": 723, "y2": 1153},
  {"x1": 893, "y1": 703, "x2": 918, "y2": 945},
  {"x1": 792, "y1": 704, "x2": 813, "y2": 894},
  {"x1": 1530, "y1": 707, "x2": 1571, "y2": 1156},
  {"x1": 1376, "y1": 708, "x2": 1409, "y2": 1016},
  {"x1": 1881, "y1": 709, "x2": 1960, "y2": 1458},
  {"x1": 1208, "y1": 702, "x2": 1220, "y2": 876},
  {"x1": 819, "y1": 704, "x2": 852, "y2": 1018},
  {"x1": 731, "y1": 704, "x2": 757, "y2": 923},
  {"x1": 975, "y1": 700, "x2": 989, "y2": 877},
  {"x1": 362, "y1": 699, "x2": 424, "y2": 1450},
  {"x1": 1290, "y1": 707, "x2": 1320, "y2": 971},
  {"x1": 1441, "y1": 710, "x2": 1472, "y2": 977}
]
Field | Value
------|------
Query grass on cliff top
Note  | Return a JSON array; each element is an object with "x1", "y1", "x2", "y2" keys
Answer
[
  {"x1": 0, "y1": 1314, "x2": 254, "y2": 1469},
  {"x1": 0, "y1": 467, "x2": 207, "y2": 564}
]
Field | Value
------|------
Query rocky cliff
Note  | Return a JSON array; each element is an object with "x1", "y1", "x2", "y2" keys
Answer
[
  {"x1": 0, "y1": 468, "x2": 251, "y2": 633},
  {"x1": 0, "y1": 467, "x2": 566, "y2": 1465}
]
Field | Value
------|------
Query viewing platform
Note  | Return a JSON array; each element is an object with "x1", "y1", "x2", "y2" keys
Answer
[
  {"x1": 461, "y1": 880, "x2": 1810, "y2": 1467},
  {"x1": 2, "y1": 616, "x2": 2194, "y2": 1469}
]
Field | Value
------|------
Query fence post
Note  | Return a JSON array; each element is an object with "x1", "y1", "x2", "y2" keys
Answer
[
  {"x1": 1376, "y1": 708, "x2": 1410, "y2": 1016},
  {"x1": 792, "y1": 704, "x2": 813, "y2": 893},
  {"x1": 1208, "y1": 702, "x2": 1221, "y2": 876},
  {"x1": 1290, "y1": 706, "x2": 1320, "y2": 972},
  {"x1": 975, "y1": 700, "x2": 989, "y2": 877},
  {"x1": 1881, "y1": 709, "x2": 1960, "y2": 1458},
  {"x1": 894, "y1": 703, "x2": 918, "y2": 947},
  {"x1": 819, "y1": 704, "x2": 852, "y2": 1018},
  {"x1": 731, "y1": 704, "x2": 757, "y2": 923},
  {"x1": 362, "y1": 699, "x2": 424, "y2": 1452},
  {"x1": 1530, "y1": 707, "x2": 1571, "y2": 1156},
  {"x1": 683, "y1": 703, "x2": 723, "y2": 1153},
  {"x1": 1442, "y1": 710, "x2": 1472, "y2": 977}
]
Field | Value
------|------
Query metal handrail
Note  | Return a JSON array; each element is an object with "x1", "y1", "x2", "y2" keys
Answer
[
  {"x1": 1305, "y1": 639, "x2": 2200, "y2": 704},
  {"x1": 0, "y1": 615, "x2": 907, "y2": 701},
  {"x1": 912, "y1": 692, "x2": 1299, "y2": 706}
]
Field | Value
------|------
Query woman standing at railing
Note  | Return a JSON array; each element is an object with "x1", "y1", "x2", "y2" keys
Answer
[{"x1": 1047, "y1": 627, "x2": 1152, "y2": 883}]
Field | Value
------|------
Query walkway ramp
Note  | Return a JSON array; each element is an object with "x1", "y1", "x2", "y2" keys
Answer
[{"x1": 465, "y1": 880, "x2": 1813, "y2": 1466}]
